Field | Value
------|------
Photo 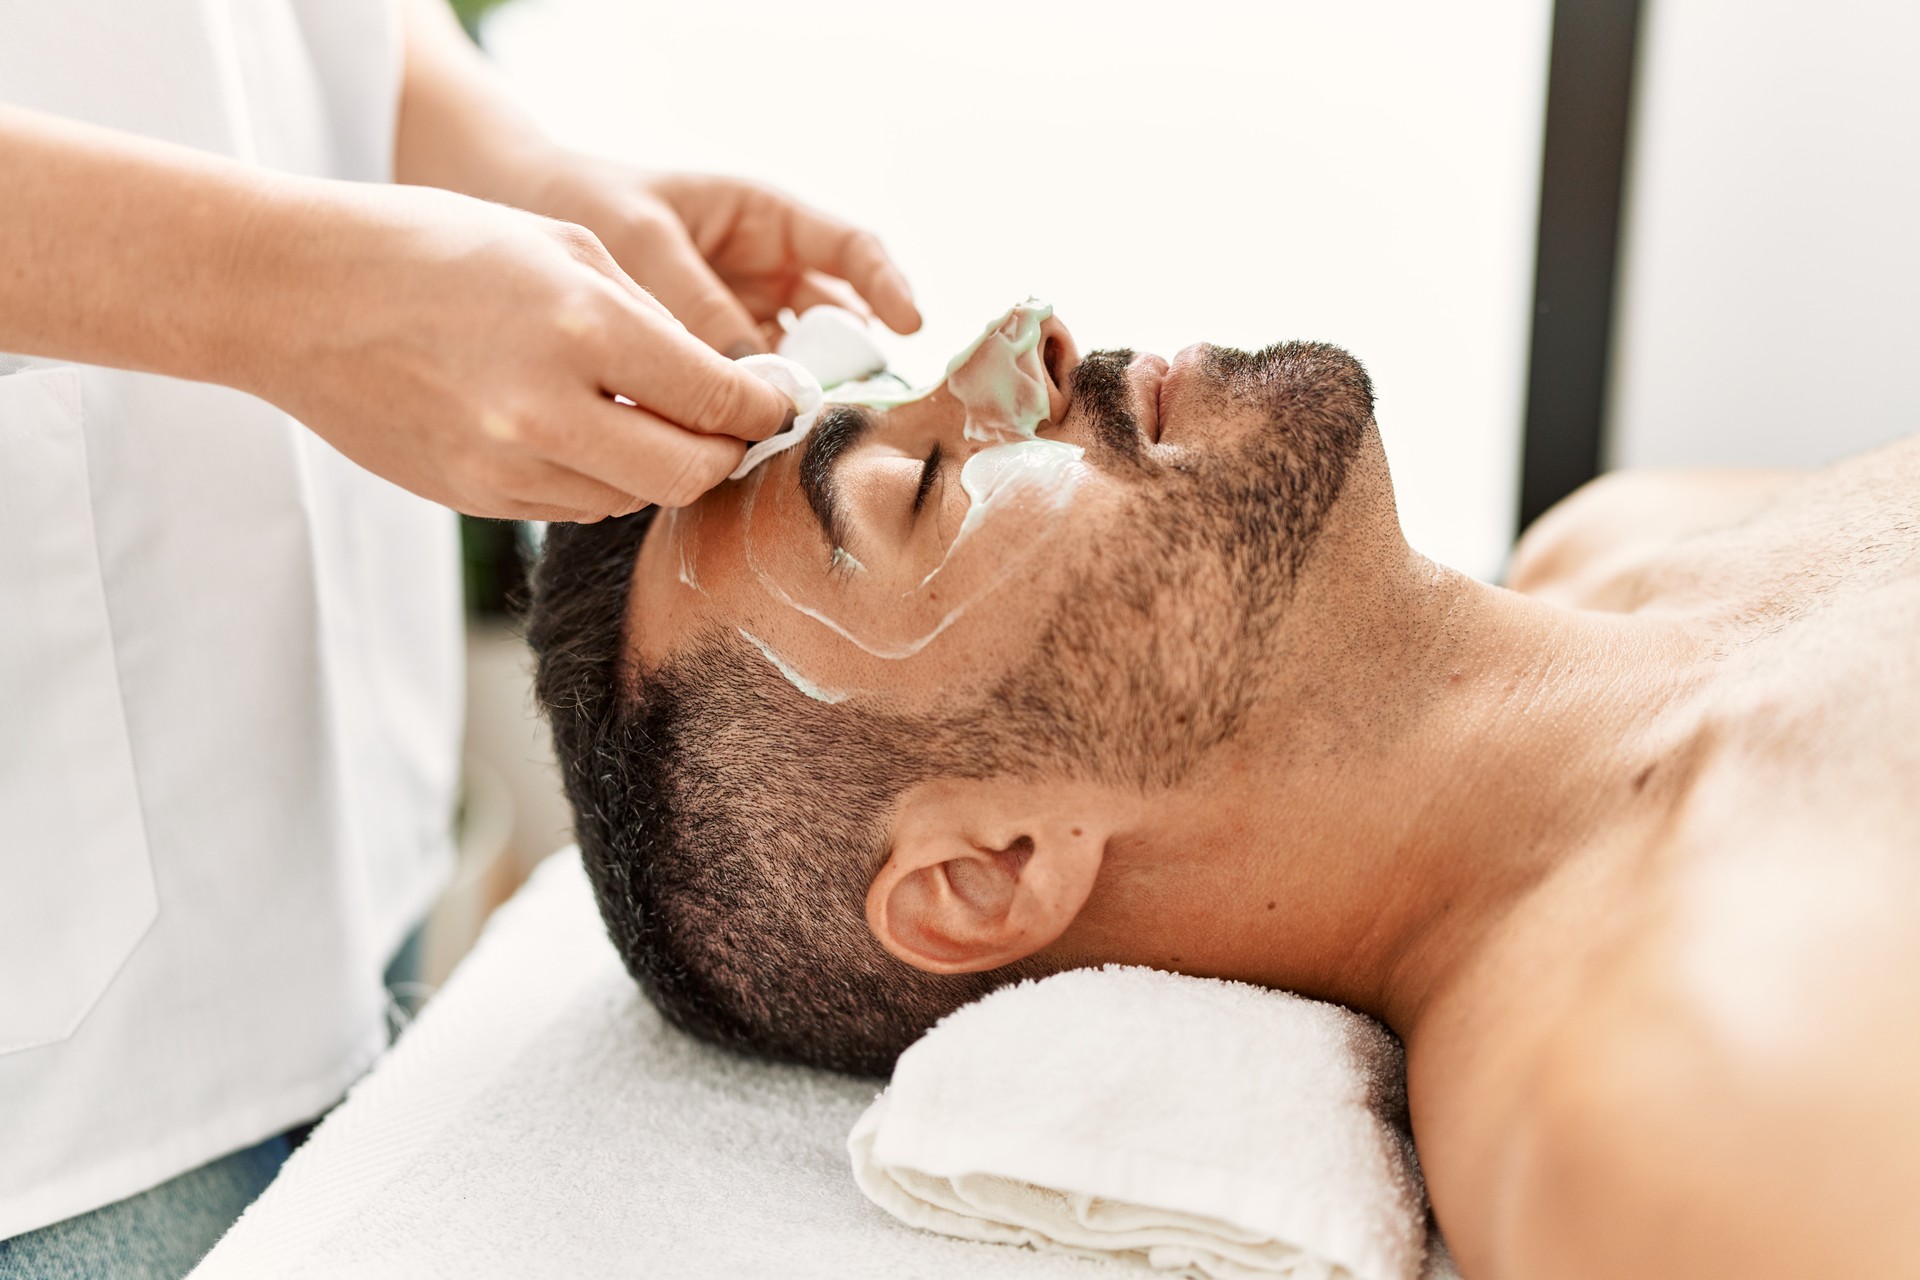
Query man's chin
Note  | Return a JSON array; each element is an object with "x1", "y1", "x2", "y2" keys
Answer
[{"x1": 1179, "y1": 340, "x2": 1377, "y2": 454}]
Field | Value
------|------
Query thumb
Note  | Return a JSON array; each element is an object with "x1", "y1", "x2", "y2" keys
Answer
[{"x1": 602, "y1": 306, "x2": 796, "y2": 443}]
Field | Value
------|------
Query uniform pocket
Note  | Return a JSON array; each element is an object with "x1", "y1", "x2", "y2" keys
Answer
[{"x1": 0, "y1": 366, "x2": 158, "y2": 1054}]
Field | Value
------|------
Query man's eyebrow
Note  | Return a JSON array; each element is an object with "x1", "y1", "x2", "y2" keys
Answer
[{"x1": 797, "y1": 403, "x2": 877, "y2": 551}]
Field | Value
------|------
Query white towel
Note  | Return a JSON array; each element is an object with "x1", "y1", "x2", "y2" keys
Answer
[{"x1": 849, "y1": 966, "x2": 1436, "y2": 1280}]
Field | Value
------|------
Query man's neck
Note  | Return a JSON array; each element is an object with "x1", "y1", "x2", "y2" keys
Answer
[{"x1": 1068, "y1": 560, "x2": 1710, "y2": 1038}]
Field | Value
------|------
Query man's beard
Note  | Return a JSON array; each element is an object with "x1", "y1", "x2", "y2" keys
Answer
[
  {"x1": 972, "y1": 342, "x2": 1375, "y2": 791},
  {"x1": 1070, "y1": 340, "x2": 1373, "y2": 590}
]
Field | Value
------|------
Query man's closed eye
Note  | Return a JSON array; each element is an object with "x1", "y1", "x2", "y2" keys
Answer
[{"x1": 912, "y1": 444, "x2": 943, "y2": 516}]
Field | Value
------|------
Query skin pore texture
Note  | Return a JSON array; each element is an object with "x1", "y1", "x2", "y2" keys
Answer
[{"x1": 602, "y1": 305, "x2": 1920, "y2": 1280}]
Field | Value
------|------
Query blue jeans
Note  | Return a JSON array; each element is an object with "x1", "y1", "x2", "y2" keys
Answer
[{"x1": 0, "y1": 1133, "x2": 296, "y2": 1280}]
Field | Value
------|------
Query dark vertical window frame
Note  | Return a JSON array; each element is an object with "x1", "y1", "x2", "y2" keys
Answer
[{"x1": 1517, "y1": 0, "x2": 1646, "y2": 532}]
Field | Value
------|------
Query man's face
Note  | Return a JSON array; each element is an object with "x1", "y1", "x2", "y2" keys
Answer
[{"x1": 629, "y1": 303, "x2": 1377, "y2": 749}]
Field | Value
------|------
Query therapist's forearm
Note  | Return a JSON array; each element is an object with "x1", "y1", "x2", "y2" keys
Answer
[
  {"x1": 0, "y1": 102, "x2": 309, "y2": 386},
  {"x1": 0, "y1": 98, "x2": 787, "y2": 517},
  {"x1": 393, "y1": 0, "x2": 560, "y2": 208}
]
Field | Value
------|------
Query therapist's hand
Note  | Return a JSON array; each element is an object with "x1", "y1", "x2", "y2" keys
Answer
[
  {"x1": 245, "y1": 182, "x2": 796, "y2": 521},
  {"x1": 391, "y1": 0, "x2": 920, "y2": 357},
  {"x1": 507, "y1": 161, "x2": 923, "y2": 358}
]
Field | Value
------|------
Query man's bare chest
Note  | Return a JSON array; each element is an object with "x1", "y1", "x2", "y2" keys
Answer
[{"x1": 1411, "y1": 581, "x2": 1920, "y2": 1279}]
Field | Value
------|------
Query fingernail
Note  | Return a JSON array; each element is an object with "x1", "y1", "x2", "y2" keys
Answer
[{"x1": 725, "y1": 340, "x2": 765, "y2": 360}]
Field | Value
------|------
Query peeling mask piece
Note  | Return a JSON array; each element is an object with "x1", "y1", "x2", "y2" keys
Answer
[
  {"x1": 826, "y1": 371, "x2": 921, "y2": 410},
  {"x1": 943, "y1": 298, "x2": 1055, "y2": 443},
  {"x1": 817, "y1": 298, "x2": 1054, "y2": 420},
  {"x1": 738, "y1": 627, "x2": 851, "y2": 704},
  {"x1": 954, "y1": 437, "x2": 1086, "y2": 543},
  {"x1": 730, "y1": 296, "x2": 1088, "y2": 661},
  {"x1": 909, "y1": 438, "x2": 1090, "y2": 590}
]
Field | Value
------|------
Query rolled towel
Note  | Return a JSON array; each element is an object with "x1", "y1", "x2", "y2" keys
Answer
[{"x1": 849, "y1": 966, "x2": 1432, "y2": 1280}]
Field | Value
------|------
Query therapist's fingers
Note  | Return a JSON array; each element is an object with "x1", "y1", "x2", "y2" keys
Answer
[
  {"x1": 489, "y1": 459, "x2": 647, "y2": 523},
  {"x1": 548, "y1": 213, "x2": 677, "y2": 322},
  {"x1": 598, "y1": 302, "x2": 793, "y2": 443},
  {"x1": 631, "y1": 219, "x2": 772, "y2": 359},
  {"x1": 558, "y1": 395, "x2": 750, "y2": 508},
  {"x1": 787, "y1": 269, "x2": 876, "y2": 324},
  {"x1": 780, "y1": 204, "x2": 921, "y2": 335}
]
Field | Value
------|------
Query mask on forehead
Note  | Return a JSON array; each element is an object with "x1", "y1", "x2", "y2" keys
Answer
[{"x1": 663, "y1": 299, "x2": 1093, "y2": 696}]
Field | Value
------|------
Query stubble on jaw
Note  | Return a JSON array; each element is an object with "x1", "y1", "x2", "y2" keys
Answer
[{"x1": 996, "y1": 341, "x2": 1377, "y2": 793}]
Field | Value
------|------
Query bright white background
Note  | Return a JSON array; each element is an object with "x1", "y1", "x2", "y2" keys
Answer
[
  {"x1": 1609, "y1": 0, "x2": 1920, "y2": 470},
  {"x1": 485, "y1": 0, "x2": 1553, "y2": 581}
]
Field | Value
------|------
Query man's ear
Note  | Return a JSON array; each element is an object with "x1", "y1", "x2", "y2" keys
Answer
[{"x1": 866, "y1": 778, "x2": 1126, "y2": 975}]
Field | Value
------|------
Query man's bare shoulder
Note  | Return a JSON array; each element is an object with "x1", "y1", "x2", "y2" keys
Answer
[
  {"x1": 1496, "y1": 912, "x2": 1919, "y2": 1278},
  {"x1": 1507, "y1": 467, "x2": 1797, "y2": 606},
  {"x1": 1411, "y1": 791, "x2": 1920, "y2": 1275},
  {"x1": 1430, "y1": 436, "x2": 1920, "y2": 1277},
  {"x1": 1444, "y1": 792, "x2": 1920, "y2": 1280},
  {"x1": 1508, "y1": 433, "x2": 1920, "y2": 614}
]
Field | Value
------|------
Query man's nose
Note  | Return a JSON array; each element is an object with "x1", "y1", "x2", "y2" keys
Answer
[{"x1": 1038, "y1": 315, "x2": 1079, "y2": 428}]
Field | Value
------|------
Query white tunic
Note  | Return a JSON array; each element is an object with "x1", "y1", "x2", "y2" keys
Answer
[{"x1": 0, "y1": 0, "x2": 462, "y2": 1238}]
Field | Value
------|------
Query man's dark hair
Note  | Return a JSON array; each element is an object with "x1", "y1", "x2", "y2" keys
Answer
[
  {"x1": 528, "y1": 341, "x2": 1374, "y2": 1078},
  {"x1": 527, "y1": 512, "x2": 1022, "y2": 1077}
]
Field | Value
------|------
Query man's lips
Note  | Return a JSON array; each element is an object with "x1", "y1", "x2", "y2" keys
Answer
[{"x1": 1156, "y1": 343, "x2": 1212, "y2": 444}]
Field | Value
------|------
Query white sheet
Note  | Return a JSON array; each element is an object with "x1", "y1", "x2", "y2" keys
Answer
[
  {"x1": 189, "y1": 851, "x2": 1131, "y2": 1278},
  {"x1": 191, "y1": 851, "x2": 1455, "y2": 1279}
]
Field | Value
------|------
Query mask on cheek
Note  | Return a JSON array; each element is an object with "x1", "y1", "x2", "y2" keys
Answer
[{"x1": 687, "y1": 300, "x2": 1092, "y2": 692}]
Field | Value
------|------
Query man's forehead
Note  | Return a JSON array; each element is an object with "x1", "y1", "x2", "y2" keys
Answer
[
  {"x1": 625, "y1": 479, "x2": 1086, "y2": 710},
  {"x1": 627, "y1": 469, "x2": 862, "y2": 681}
]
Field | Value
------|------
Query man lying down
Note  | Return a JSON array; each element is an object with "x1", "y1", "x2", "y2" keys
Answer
[{"x1": 525, "y1": 300, "x2": 1920, "y2": 1280}]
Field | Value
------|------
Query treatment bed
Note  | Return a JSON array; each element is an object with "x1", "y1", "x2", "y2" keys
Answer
[
  {"x1": 190, "y1": 852, "x2": 1453, "y2": 1279},
  {"x1": 188, "y1": 851, "x2": 1133, "y2": 1278}
]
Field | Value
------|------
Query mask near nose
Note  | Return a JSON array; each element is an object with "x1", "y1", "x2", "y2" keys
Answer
[
  {"x1": 943, "y1": 298, "x2": 1055, "y2": 443},
  {"x1": 729, "y1": 299, "x2": 1074, "y2": 477},
  {"x1": 674, "y1": 299, "x2": 1092, "y2": 699}
]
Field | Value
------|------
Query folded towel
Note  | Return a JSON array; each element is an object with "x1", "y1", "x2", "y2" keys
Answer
[{"x1": 849, "y1": 966, "x2": 1433, "y2": 1280}]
